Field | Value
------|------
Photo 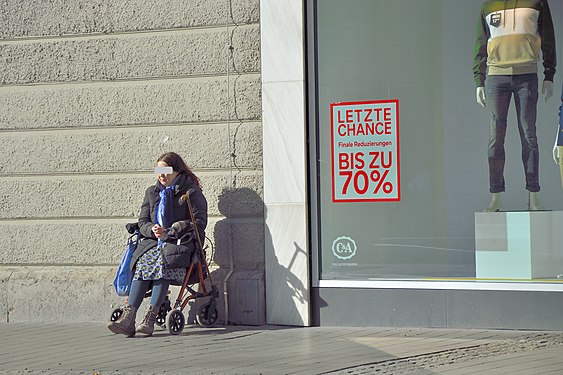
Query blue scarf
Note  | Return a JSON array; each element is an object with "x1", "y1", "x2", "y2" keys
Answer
[{"x1": 156, "y1": 183, "x2": 176, "y2": 247}]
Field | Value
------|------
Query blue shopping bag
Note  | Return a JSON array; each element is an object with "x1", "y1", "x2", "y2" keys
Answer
[{"x1": 113, "y1": 232, "x2": 139, "y2": 296}]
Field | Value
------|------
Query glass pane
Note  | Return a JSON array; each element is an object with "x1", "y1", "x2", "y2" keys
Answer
[{"x1": 315, "y1": 0, "x2": 563, "y2": 282}]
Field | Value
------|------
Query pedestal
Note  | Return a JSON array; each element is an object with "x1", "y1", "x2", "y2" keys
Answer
[{"x1": 475, "y1": 211, "x2": 563, "y2": 279}]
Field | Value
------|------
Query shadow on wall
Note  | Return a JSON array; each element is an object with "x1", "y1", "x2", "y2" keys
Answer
[
  {"x1": 191, "y1": 187, "x2": 309, "y2": 326},
  {"x1": 194, "y1": 187, "x2": 266, "y2": 325},
  {"x1": 164, "y1": 187, "x2": 309, "y2": 326},
  {"x1": 262, "y1": 205, "x2": 309, "y2": 326}
]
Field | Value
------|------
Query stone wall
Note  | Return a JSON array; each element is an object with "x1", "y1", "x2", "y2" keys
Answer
[{"x1": 0, "y1": 0, "x2": 264, "y2": 325}]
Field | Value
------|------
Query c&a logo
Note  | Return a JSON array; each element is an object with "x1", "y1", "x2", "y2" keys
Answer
[{"x1": 332, "y1": 236, "x2": 357, "y2": 260}]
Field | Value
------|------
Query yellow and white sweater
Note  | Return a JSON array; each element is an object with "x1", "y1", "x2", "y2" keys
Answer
[{"x1": 473, "y1": 0, "x2": 556, "y2": 87}]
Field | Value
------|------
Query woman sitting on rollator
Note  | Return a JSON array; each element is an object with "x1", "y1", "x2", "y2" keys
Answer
[{"x1": 108, "y1": 152, "x2": 208, "y2": 337}]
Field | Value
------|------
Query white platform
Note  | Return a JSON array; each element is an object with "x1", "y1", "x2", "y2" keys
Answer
[{"x1": 475, "y1": 211, "x2": 563, "y2": 279}]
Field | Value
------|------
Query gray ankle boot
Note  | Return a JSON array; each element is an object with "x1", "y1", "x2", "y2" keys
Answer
[
  {"x1": 107, "y1": 304, "x2": 137, "y2": 337},
  {"x1": 136, "y1": 304, "x2": 160, "y2": 336}
]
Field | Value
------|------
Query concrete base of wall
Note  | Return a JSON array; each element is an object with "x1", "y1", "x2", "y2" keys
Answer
[
  {"x1": 0, "y1": 266, "x2": 120, "y2": 323},
  {"x1": 313, "y1": 287, "x2": 563, "y2": 330},
  {"x1": 1, "y1": 266, "x2": 265, "y2": 325}
]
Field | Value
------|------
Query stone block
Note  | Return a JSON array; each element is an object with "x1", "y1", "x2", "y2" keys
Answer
[
  {"x1": 0, "y1": 268, "x2": 9, "y2": 322},
  {"x1": 204, "y1": 174, "x2": 264, "y2": 218},
  {"x1": 0, "y1": 172, "x2": 263, "y2": 219},
  {"x1": 0, "y1": 0, "x2": 260, "y2": 39},
  {"x1": 224, "y1": 269, "x2": 265, "y2": 325},
  {"x1": 0, "y1": 25, "x2": 260, "y2": 85},
  {"x1": 0, "y1": 176, "x2": 150, "y2": 219},
  {"x1": 0, "y1": 219, "x2": 214, "y2": 265},
  {"x1": 0, "y1": 220, "x2": 132, "y2": 265},
  {"x1": 0, "y1": 122, "x2": 262, "y2": 173},
  {"x1": 215, "y1": 184, "x2": 265, "y2": 217},
  {"x1": 190, "y1": 268, "x2": 265, "y2": 326},
  {"x1": 212, "y1": 219, "x2": 265, "y2": 269},
  {"x1": 1, "y1": 266, "x2": 122, "y2": 322},
  {"x1": 0, "y1": 75, "x2": 261, "y2": 130},
  {"x1": 231, "y1": 278, "x2": 265, "y2": 325}
]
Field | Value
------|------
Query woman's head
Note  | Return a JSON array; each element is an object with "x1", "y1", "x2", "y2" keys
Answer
[{"x1": 156, "y1": 152, "x2": 201, "y2": 188}]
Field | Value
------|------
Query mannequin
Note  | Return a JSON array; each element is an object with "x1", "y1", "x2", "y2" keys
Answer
[
  {"x1": 552, "y1": 83, "x2": 563, "y2": 188},
  {"x1": 473, "y1": 0, "x2": 556, "y2": 212}
]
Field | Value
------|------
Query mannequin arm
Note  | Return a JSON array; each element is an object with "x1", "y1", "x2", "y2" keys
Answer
[
  {"x1": 476, "y1": 87, "x2": 486, "y2": 108},
  {"x1": 553, "y1": 128, "x2": 559, "y2": 164}
]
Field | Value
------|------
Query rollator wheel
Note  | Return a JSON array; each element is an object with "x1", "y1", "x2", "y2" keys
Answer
[
  {"x1": 196, "y1": 302, "x2": 218, "y2": 327},
  {"x1": 156, "y1": 297, "x2": 171, "y2": 327},
  {"x1": 166, "y1": 309, "x2": 185, "y2": 335},
  {"x1": 110, "y1": 308, "x2": 123, "y2": 322},
  {"x1": 156, "y1": 310, "x2": 166, "y2": 328}
]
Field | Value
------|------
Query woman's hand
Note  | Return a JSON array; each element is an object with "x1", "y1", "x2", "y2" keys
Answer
[{"x1": 152, "y1": 224, "x2": 167, "y2": 239}]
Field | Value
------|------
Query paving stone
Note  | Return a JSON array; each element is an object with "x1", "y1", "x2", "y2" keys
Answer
[{"x1": 0, "y1": 325, "x2": 562, "y2": 374}]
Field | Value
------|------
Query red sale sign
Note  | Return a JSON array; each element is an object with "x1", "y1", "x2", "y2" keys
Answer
[{"x1": 331, "y1": 100, "x2": 400, "y2": 202}]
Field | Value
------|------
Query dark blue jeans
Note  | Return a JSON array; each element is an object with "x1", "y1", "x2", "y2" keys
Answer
[
  {"x1": 128, "y1": 279, "x2": 170, "y2": 309},
  {"x1": 485, "y1": 74, "x2": 539, "y2": 193}
]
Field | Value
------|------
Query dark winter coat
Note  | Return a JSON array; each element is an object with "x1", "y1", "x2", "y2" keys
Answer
[{"x1": 130, "y1": 172, "x2": 208, "y2": 272}]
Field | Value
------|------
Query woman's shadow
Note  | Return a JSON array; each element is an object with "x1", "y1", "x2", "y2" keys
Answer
[
  {"x1": 187, "y1": 186, "x2": 264, "y2": 326},
  {"x1": 187, "y1": 187, "x2": 307, "y2": 327}
]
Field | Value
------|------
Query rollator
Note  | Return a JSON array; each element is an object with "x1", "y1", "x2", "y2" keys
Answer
[{"x1": 110, "y1": 191, "x2": 219, "y2": 335}]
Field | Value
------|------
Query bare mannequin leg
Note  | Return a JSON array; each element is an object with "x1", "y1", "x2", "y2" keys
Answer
[
  {"x1": 484, "y1": 192, "x2": 502, "y2": 212},
  {"x1": 529, "y1": 191, "x2": 544, "y2": 211},
  {"x1": 558, "y1": 146, "x2": 563, "y2": 190}
]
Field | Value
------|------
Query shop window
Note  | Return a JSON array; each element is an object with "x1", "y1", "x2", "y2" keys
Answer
[{"x1": 311, "y1": 0, "x2": 563, "y2": 284}]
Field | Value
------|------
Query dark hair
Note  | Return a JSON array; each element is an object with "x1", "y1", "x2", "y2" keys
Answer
[{"x1": 157, "y1": 152, "x2": 202, "y2": 189}]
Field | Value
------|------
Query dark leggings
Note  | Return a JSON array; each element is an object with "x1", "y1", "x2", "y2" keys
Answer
[{"x1": 128, "y1": 279, "x2": 170, "y2": 309}]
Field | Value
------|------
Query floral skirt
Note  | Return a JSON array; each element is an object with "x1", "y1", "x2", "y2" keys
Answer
[{"x1": 133, "y1": 246, "x2": 186, "y2": 285}]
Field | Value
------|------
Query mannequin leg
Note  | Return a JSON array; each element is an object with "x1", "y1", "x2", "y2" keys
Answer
[
  {"x1": 484, "y1": 192, "x2": 502, "y2": 212},
  {"x1": 513, "y1": 74, "x2": 540, "y2": 193},
  {"x1": 486, "y1": 77, "x2": 510, "y2": 196}
]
